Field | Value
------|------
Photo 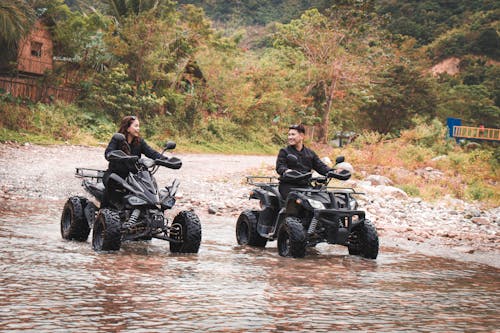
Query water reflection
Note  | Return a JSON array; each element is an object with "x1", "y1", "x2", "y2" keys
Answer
[{"x1": 0, "y1": 198, "x2": 498, "y2": 332}]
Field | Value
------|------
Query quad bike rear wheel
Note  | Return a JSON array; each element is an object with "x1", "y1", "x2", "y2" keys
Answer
[
  {"x1": 169, "y1": 210, "x2": 202, "y2": 253},
  {"x1": 92, "y1": 209, "x2": 122, "y2": 251},
  {"x1": 348, "y1": 219, "x2": 379, "y2": 259},
  {"x1": 236, "y1": 210, "x2": 268, "y2": 247},
  {"x1": 61, "y1": 196, "x2": 90, "y2": 241},
  {"x1": 277, "y1": 217, "x2": 306, "y2": 258}
]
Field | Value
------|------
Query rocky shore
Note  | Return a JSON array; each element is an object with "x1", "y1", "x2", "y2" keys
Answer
[{"x1": 0, "y1": 143, "x2": 498, "y2": 267}]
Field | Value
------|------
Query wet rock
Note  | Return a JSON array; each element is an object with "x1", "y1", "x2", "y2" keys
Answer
[
  {"x1": 471, "y1": 217, "x2": 490, "y2": 226},
  {"x1": 407, "y1": 234, "x2": 425, "y2": 243},
  {"x1": 453, "y1": 246, "x2": 475, "y2": 254},
  {"x1": 464, "y1": 208, "x2": 481, "y2": 219},
  {"x1": 208, "y1": 204, "x2": 224, "y2": 215}
]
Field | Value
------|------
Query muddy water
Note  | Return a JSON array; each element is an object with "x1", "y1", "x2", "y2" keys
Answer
[{"x1": 0, "y1": 199, "x2": 498, "y2": 332}]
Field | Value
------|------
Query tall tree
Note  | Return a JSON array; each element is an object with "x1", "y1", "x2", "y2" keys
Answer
[
  {"x1": 99, "y1": 0, "x2": 176, "y2": 23},
  {"x1": 274, "y1": 9, "x2": 350, "y2": 143},
  {"x1": 0, "y1": 0, "x2": 36, "y2": 47},
  {"x1": 361, "y1": 65, "x2": 438, "y2": 134},
  {"x1": 273, "y1": 3, "x2": 383, "y2": 143}
]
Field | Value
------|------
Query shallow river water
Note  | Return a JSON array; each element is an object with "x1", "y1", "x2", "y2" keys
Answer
[{"x1": 0, "y1": 198, "x2": 498, "y2": 332}]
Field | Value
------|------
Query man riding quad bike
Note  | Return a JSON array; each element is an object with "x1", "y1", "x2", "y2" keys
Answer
[
  {"x1": 236, "y1": 155, "x2": 379, "y2": 259},
  {"x1": 60, "y1": 137, "x2": 202, "y2": 253}
]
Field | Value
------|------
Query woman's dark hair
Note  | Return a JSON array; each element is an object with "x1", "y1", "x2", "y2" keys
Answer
[{"x1": 118, "y1": 116, "x2": 140, "y2": 152}]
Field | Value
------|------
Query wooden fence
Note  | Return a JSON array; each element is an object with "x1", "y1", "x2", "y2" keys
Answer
[
  {"x1": 0, "y1": 76, "x2": 78, "y2": 103},
  {"x1": 452, "y1": 126, "x2": 500, "y2": 141}
]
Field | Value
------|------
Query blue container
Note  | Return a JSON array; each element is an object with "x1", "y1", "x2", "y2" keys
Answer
[{"x1": 446, "y1": 117, "x2": 462, "y2": 139}]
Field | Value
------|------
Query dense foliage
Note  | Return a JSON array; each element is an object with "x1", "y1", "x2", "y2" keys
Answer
[
  {"x1": 1, "y1": 0, "x2": 498, "y2": 204},
  {"x1": 0, "y1": 0, "x2": 498, "y2": 139},
  {"x1": 176, "y1": 0, "x2": 333, "y2": 25},
  {"x1": 376, "y1": 0, "x2": 499, "y2": 49}
]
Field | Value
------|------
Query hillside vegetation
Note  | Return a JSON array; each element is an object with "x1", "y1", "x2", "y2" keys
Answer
[{"x1": 0, "y1": 0, "x2": 498, "y2": 205}]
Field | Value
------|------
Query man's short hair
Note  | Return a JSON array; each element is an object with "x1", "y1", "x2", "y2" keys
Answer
[{"x1": 289, "y1": 124, "x2": 305, "y2": 134}]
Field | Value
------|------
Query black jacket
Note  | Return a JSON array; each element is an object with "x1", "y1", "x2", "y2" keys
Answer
[
  {"x1": 276, "y1": 145, "x2": 332, "y2": 184},
  {"x1": 104, "y1": 136, "x2": 162, "y2": 178}
]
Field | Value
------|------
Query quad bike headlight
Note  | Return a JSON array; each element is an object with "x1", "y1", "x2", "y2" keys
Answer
[
  {"x1": 127, "y1": 196, "x2": 147, "y2": 206},
  {"x1": 349, "y1": 197, "x2": 358, "y2": 210},
  {"x1": 307, "y1": 198, "x2": 325, "y2": 210}
]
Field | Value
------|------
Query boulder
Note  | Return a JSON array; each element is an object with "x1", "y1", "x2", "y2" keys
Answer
[
  {"x1": 464, "y1": 142, "x2": 481, "y2": 151},
  {"x1": 336, "y1": 161, "x2": 354, "y2": 173},
  {"x1": 471, "y1": 217, "x2": 490, "y2": 226},
  {"x1": 321, "y1": 156, "x2": 332, "y2": 166},
  {"x1": 376, "y1": 185, "x2": 409, "y2": 199},
  {"x1": 464, "y1": 208, "x2": 481, "y2": 218},
  {"x1": 364, "y1": 175, "x2": 393, "y2": 186}
]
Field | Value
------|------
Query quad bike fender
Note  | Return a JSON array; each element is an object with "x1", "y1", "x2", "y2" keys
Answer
[
  {"x1": 284, "y1": 191, "x2": 315, "y2": 216},
  {"x1": 83, "y1": 180, "x2": 104, "y2": 203},
  {"x1": 83, "y1": 201, "x2": 98, "y2": 229},
  {"x1": 250, "y1": 187, "x2": 275, "y2": 207}
]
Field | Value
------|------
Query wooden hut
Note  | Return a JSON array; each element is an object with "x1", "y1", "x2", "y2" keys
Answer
[
  {"x1": 0, "y1": 20, "x2": 77, "y2": 103},
  {"x1": 16, "y1": 20, "x2": 54, "y2": 75}
]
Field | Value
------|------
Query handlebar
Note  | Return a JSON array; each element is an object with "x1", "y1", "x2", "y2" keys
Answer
[
  {"x1": 282, "y1": 169, "x2": 351, "y2": 186},
  {"x1": 108, "y1": 150, "x2": 182, "y2": 173},
  {"x1": 107, "y1": 150, "x2": 139, "y2": 162},
  {"x1": 155, "y1": 157, "x2": 182, "y2": 169},
  {"x1": 280, "y1": 170, "x2": 313, "y2": 182}
]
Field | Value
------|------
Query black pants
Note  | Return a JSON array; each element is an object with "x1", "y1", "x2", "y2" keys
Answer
[
  {"x1": 278, "y1": 182, "x2": 308, "y2": 200},
  {"x1": 101, "y1": 171, "x2": 124, "y2": 209}
]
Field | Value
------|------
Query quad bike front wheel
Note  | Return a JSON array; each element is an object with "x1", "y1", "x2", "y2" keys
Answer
[
  {"x1": 92, "y1": 209, "x2": 122, "y2": 251},
  {"x1": 61, "y1": 196, "x2": 90, "y2": 241},
  {"x1": 277, "y1": 217, "x2": 306, "y2": 258},
  {"x1": 236, "y1": 210, "x2": 267, "y2": 247},
  {"x1": 347, "y1": 219, "x2": 379, "y2": 259},
  {"x1": 169, "y1": 210, "x2": 202, "y2": 253}
]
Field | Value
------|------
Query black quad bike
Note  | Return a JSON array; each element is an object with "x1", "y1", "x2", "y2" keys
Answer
[
  {"x1": 60, "y1": 138, "x2": 202, "y2": 253},
  {"x1": 236, "y1": 155, "x2": 379, "y2": 259}
]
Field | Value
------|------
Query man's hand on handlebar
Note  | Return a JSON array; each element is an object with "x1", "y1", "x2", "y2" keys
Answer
[{"x1": 327, "y1": 169, "x2": 351, "y2": 181}]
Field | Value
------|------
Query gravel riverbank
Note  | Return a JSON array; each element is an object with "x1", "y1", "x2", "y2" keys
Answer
[{"x1": 0, "y1": 143, "x2": 498, "y2": 267}]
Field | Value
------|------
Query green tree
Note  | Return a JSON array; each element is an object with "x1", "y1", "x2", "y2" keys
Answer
[
  {"x1": 85, "y1": 63, "x2": 166, "y2": 119},
  {"x1": 361, "y1": 65, "x2": 438, "y2": 134},
  {"x1": 0, "y1": 0, "x2": 36, "y2": 47},
  {"x1": 273, "y1": 3, "x2": 385, "y2": 142},
  {"x1": 274, "y1": 9, "x2": 352, "y2": 143},
  {"x1": 439, "y1": 84, "x2": 500, "y2": 128},
  {"x1": 99, "y1": 0, "x2": 176, "y2": 23}
]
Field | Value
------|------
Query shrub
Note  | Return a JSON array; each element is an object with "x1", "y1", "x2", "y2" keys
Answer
[
  {"x1": 398, "y1": 184, "x2": 420, "y2": 197},
  {"x1": 466, "y1": 181, "x2": 495, "y2": 201}
]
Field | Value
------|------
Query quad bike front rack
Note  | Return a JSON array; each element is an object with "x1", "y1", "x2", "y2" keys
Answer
[{"x1": 75, "y1": 168, "x2": 105, "y2": 182}]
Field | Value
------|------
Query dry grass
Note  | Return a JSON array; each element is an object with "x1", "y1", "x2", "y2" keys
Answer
[{"x1": 318, "y1": 124, "x2": 499, "y2": 207}]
